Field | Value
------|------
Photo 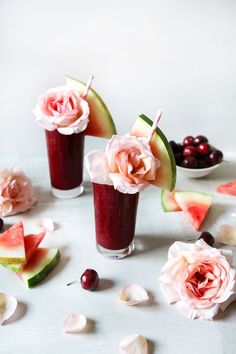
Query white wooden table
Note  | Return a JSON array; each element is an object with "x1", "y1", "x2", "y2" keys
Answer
[{"x1": 1, "y1": 154, "x2": 236, "y2": 354}]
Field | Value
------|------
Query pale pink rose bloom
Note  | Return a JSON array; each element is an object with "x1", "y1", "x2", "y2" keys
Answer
[
  {"x1": 0, "y1": 167, "x2": 37, "y2": 217},
  {"x1": 159, "y1": 240, "x2": 236, "y2": 320},
  {"x1": 33, "y1": 86, "x2": 89, "y2": 135},
  {"x1": 86, "y1": 135, "x2": 160, "y2": 194}
]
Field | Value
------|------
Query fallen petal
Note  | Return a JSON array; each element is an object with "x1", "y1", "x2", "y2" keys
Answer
[
  {"x1": 216, "y1": 225, "x2": 236, "y2": 246},
  {"x1": 63, "y1": 313, "x2": 87, "y2": 333},
  {"x1": 118, "y1": 284, "x2": 149, "y2": 305},
  {"x1": 36, "y1": 218, "x2": 55, "y2": 232},
  {"x1": 0, "y1": 293, "x2": 17, "y2": 325},
  {"x1": 119, "y1": 334, "x2": 148, "y2": 354}
]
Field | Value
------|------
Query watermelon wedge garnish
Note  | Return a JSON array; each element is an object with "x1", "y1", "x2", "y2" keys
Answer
[
  {"x1": 0, "y1": 221, "x2": 26, "y2": 264},
  {"x1": 2, "y1": 232, "x2": 45, "y2": 272},
  {"x1": 161, "y1": 189, "x2": 181, "y2": 212},
  {"x1": 175, "y1": 191, "x2": 213, "y2": 230},
  {"x1": 18, "y1": 248, "x2": 60, "y2": 288},
  {"x1": 65, "y1": 76, "x2": 117, "y2": 138},
  {"x1": 216, "y1": 181, "x2": 236, "y2": 196},
  {"x1": 130, "y1": 114, "x2": 176, "y2": 191}
]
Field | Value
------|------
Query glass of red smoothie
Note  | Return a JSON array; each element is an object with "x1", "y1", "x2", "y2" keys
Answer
[
  {"x1": 92, "y1": 183, "x2": 139, "y2": 259},
  {"x1": 34, "y1": 84, "x2": 90, "y2": 198},
  {"x1": 86, "y1": 125, "x2": 162, "y2": 258}
]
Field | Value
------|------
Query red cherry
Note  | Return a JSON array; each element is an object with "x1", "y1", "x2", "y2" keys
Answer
[
  {"x1": 193, "y1": 135, "x2": 208, "y2": 145},
  {"x1": 183, "y1": 146, "x2": 197, "y2": 157},
  {"x1": 208, "y1": 150, "x2": 223, "y2": 165},
  {"x1": 0, "y1": 218, "x2": 3, "y2": 232},
  {"x1": 183, "y1": 136, "x2": 194, "y2": 146},
  {"x1": 198, "y1": 231, "x2": 215, "y2": 246},
  {"x1": 197, "y1": 143, "x2": 210, "y2": 155},
  {"x1": 80, "y1": 269, "x2": 99, "y2": 291},
  {"x1": 174, "y1": 153, "x2": 183, "y2": 165},
  {"x1": 181, "y1": 156, "x2": 198, "y2": 169}
]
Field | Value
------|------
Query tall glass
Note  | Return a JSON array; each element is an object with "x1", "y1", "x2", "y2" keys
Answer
[
  {"x1": 92, "y1": 183, "x2": 139, "y2": 259},
  {"x1": 45, "y1": 130, "x2": 84, "y2": 198}
]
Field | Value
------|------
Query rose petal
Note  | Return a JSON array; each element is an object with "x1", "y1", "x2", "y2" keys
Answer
[
  {"x1": 0, "y1": 293, "x2": 17, "y2": 325},
  {"x1": 85, "y1": 150, "x2": 113, "y2": 185},
  {"x1": 216, "y1": 225, "x2": 236, "y2": 246},
  {"x1": 118, "y1": 284, "x2": 149, "y2": 305},
  {"x1": 119, "y1": 334, "x2": 148, "y2": 354},
  {"x1": 63, "y1": 313, "x2": 87, "y2": 333},
  {"x1": 35, "y1": 218, "x2": 55, "y2": 232}
]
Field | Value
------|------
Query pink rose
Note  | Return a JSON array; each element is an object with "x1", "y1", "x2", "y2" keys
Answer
[
  {"x1": 0, "y1": 167, "x2": 36, "y2": 217},
  {"x1": 33, "y1": 86, "x2": 89, "y2": 135},
  {"x1": 86, "y1": 135, "x2": 160, "y2": 194},
  {"x1": 159, "y1": 240, "x2": 236, "y2": 320}
]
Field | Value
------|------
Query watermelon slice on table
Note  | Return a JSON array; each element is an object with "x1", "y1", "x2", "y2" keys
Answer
[
  {"x1": 65, "y1": 75, "x2": 117, "y2": 138},
  {"x1": 18, "y1": 248, "x2": 60, "y2": 288},
  {"x1": 0, "y1": 221, "x2": 25, "y2": 264},
  {"x1": 130, "y1": 114, "x2": 176, "y2": 191},
  {"x1": 161, "y1": 189, "x2": 181, "y2": 212},
  {"x1": 2, "y1": 232, "x2": 45, "y2": 272},
  {"x1": 216, "y1": 181, "x2": 236, "y2": 196},
  {"x1": 175, "y1": 191, "x2": 213, "y2": 230}
]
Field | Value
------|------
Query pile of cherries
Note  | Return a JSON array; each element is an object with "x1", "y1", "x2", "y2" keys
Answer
[{"x1": 169, "y1": 135, "x2": 223, "y2": 169}]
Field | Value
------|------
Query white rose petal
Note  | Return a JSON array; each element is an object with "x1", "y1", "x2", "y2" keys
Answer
[
  {"x1": 118, "y1": 284, "x2": 149, "y2": 305},
  {"x1": 36, "y1": 218, "x2": 55, "y2": 233},
  {"x1": 63, "y1": 313, "x2": 87, "y2": 333},
  {"x1": 0, "y1": 293, "x2": 17, "y2": 325},
  {"x1": 216, "y1": 225, "x2": 236, "y2": 246},
  {"x1": 119, "y1": 334, "x2": 148, "y2": 354}
]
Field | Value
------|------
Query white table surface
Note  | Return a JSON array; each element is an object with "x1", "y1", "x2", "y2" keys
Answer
[{"x1": 1, "y1": 153, "x2": 236, "y2": 354}]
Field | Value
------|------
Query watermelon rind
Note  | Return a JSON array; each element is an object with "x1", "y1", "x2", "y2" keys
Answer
[
  {"x1": 161, "y1": 189, "x2": 181, "y2": 212},
  {"x1": 19, "y1": 248, "x2": 60, "y2": 288},
  {"x1": 130, "y1": 114, "x2": 176, "y2": 191},
  {"x1": 65, "y1": 75, "x2": 117, "y2": 138}
]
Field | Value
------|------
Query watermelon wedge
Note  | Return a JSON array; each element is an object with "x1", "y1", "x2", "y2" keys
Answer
[
  {"x1": 216, "y1": 181, "x2": 236, "y2": 196},
  {"x1": 175, "y1": 191, "x2": 213, "y2": 230},
  {"x1": 65, "y1": 76, "x2": 117, "y2": 138},
  {"x1": 130, "y1": 114, "x2": 176, "y2": 191},
  {"x1": 18, "y1": 248, "x2": 60, "y2": 288},
  {"x1": 0, "y1": 221, "x2": 26, "y2": 264},
  {"x1": 161, "y1": 189, "x2": 181, "y2": 212},
  {"x1": 2, "y1": 232, "x2": 45, "y2": 272}
]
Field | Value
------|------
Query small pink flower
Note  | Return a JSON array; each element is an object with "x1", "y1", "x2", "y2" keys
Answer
[
  {"x1": 86, "y1": 135, "x2": 160, "y2": 194},
  {"x1": 33, "y1": 86, "x2": 89, "y2": 135},
  {"x1": 159, "y1": 240, "x2": 236, "y2": 320},
  {"x1": 0, "y1": 167, "x2": 36, "y2": 217}
]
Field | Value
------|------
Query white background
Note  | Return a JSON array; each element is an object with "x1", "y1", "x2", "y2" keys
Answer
[{"x1": 0, "y1": 0, "x2": 236, "y2": 157}]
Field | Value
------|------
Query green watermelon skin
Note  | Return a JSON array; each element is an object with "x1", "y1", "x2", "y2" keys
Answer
[
  {"x1": 18, "y1": 248, "x2": 60, "y2": 288},
  {"x1": 2, "y1": 232, "x2": 45, "y2": 272},
  {"x1": 0, "y1": 221, "x2": 26, "y2": 264},
  {"x1": 161, "y1": 189, "x2": 181, "y2": 212},
  {"x1": 130, "y1": 114, "x2": 176, "y2": 191},
  {"x1": 216, "y1": 181, "x2": 236, "y2": 196},
  {"x1": 175, "y1": 191, "x2": 213, "y2": 230}
]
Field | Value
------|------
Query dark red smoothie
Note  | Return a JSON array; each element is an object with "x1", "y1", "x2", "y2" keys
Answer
[
  {"x1": 45, "y1": 130, "x2": 84, "y2": 190},
  {"x1": 92, "y1": 183, "x2": 139, "y2": 250}
]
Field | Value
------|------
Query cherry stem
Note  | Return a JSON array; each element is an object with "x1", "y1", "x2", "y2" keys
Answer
[
  {"x1": 82, "y1": 74, "x2": 94, "y2": 98},
  {"x1": 66, "y1": 280, "x2": 79, "y2": 286},
  {"x1": 147, "y1": 109, "x2": 163, "y2": 144}
]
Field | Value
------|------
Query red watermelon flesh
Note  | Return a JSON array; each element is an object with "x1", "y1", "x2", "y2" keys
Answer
[
  {"x1": 1, "y1": 231, "x2": 46, "y2": 272},
  {"x1": 175, "y1": 192, "x2": 213, "y2": 230},
  {"x1": 216, "y1": 181, "x2": 236, "y2": 196},
  {"x1": 0, "y1": 221, "x2": 25, "y2": 263},
  {"x1": 24, "y1": 232, "x2": 46, "y2": 261}
]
